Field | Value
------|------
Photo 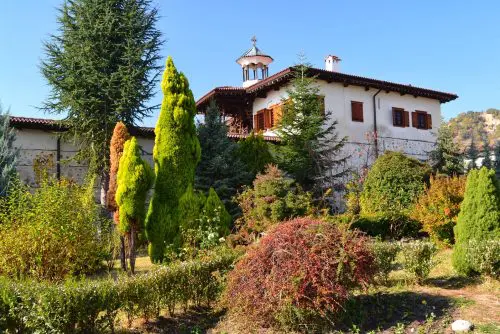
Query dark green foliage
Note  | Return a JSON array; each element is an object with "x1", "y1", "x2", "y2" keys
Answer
[
  {"x1": 0, "y1": 105, "x2": 18, "y2": 196},
  {"x1": 466, "y1": 136, "x2": 479, "y2": 170},
  {"x1": 273, "y1": 59, "x2": 347, "y2": 193},
  {"x1": 495, "y1": 140, "x2": 500, "y2": 175},
  {"x1": 0, "y1": 250, "x2": 239, "y2": 333},
  {"x1": 360, "y1": 151, "x2": 431, "y2": 216},
  {"x1": 41, "y1": 0, "x2": 162, "y2": 187},
  {"x1": 236, "y1": 131, "x2": 273, "y2": 177},
  {"x1": 429, "y1": 124, "x2": 463, "y2": 176},
  {"x1": 351, "y1": 215, "x2": 421, "y2": 240},
  {"x1": 178, "y1": 184, "x2": 206, "y2": 233},
  {"x1": 145, "y1": 57, "x2": 201, "y2": 263},
  {"x1": 481, "y1": 135, "x2": 493, "y2": 169},
  {"x1": 196, "y1": 101, "x2": 252, "y2": 216},
  {"x1": 452, "y1": 167, "x2": 500, "y2": 275}
]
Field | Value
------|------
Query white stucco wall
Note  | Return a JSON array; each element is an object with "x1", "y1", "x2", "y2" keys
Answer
[{"x1": 252, "y1": 79, "x2": 441, "y2": 168}]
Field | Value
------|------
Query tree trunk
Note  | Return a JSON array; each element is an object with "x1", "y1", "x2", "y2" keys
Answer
[
  {"x1": 100, "y1": 171, "x2": 110, "y2": 207},
  {"x1": 129, "y1": 225, "x2": 136, "y2": 274},
  {"x1": 120, "y1": 235, "x2": 127, "y2": 271}
]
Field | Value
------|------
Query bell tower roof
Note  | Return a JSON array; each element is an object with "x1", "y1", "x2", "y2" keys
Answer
[{"x1": 236, "y1": 37, "x2": 273, "y2": 87}]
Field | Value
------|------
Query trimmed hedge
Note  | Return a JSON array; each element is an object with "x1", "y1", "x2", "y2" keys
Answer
[{"x1": 0, "y1": 250, "x2": 239, "y2": 333}]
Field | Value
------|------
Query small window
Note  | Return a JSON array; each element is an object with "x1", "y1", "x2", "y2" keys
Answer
[
  {"x1": 412, "y1": 110, "x2": 431, "y2": 129},
  {"x1": 392, "y1": 108, "x2": 404, "y2": 127},
  {"x1": 351, "y1": 101, "x2": 363, "y2": 122},
  {"x1": 417, "y1": 113, "x2": 426, "y2": 129}
]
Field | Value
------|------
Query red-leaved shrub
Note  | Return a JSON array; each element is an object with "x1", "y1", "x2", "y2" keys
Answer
[{"x1": 224, "y1": 217, "x2": 375, "y2": 328}]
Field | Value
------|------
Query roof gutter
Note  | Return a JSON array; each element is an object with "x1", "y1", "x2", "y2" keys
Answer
[{"x1": 372, "y1": 89, "x2": 382, "y2": 158}]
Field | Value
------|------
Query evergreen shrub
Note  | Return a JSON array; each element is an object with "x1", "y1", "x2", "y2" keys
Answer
[
  {"x1": 370, "y1": 241, "x2": 400, "y2": 283},
  {"x1": 351, "y1": 214, "x2": 421, "y2": 240},
  {"x1": 464, "y1": 239, "x2": 500, "y2": 278},
  {"x1": 411, "y1": 175, "x2": 466, "y2": 246},
  {"x1": 452, "y1": 167, "x2": 500, "y2": 275},
  {"x1": 236, "y1": 131, "x2": 273, "y2": 176},
  {"x1": 225, "y1": 218, "x2": 375, "y2": 330},
  {"x1": 0, "y1": 249, "x2": 239, "y2": 333},
  {"x1": 400, "y1": 240, "x2": 437, "y2": 283}
]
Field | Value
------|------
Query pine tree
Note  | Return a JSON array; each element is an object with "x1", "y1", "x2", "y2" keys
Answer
[
  {"x1": 116, "y1": 137, "x2": 154, "y2": 273},
  {"x1": 481, "y1": 135, "x2": 493, "y2": 169},
  {"x1": 452, "y1": 167, "x2": 500, "y2": 275},
  {"x1": 196, "y1": 101, "x2": 252, "y2": 216},
  {"x1": 494, "y1": 140, "x2": 500, "y2": 174},
  {"x1": 236, "y1": 131, "x2": 273, "y2": 177},
  {"x1": 0, "y1": 105, "x2": 18, "y2": 196},
  {"x1": 466, "y1": 136, "x2": 479, "y2": 170},
  {"x1": 274, "y1": 58, "x2": 347, "y2": 194},
  {"x1": 107, "y1": 121, "x2": 130, "y2": 270},
  {"x1": 41, "y1": 0, "x2": 162, "y2": 206},
  {"x1": 429, "y1": 124, "x2": 463, "y2": 175},
  {"x1": 145, "y1": 57, "x2": 201, "y2": 263}
]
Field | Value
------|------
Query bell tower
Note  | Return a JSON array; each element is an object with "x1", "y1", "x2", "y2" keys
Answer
[{"x1": 236, "y1": 36, "x2": 273, "y2": 88}]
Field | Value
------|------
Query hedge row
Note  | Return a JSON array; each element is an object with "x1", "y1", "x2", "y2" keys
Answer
[{"x1": 0, "y1": 250, "x2": 238, "y2": 333}]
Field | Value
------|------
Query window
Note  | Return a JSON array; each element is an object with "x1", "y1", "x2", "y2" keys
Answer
[
  {"x1": 392, "y1": 107, "x2": 410, "y2": 127},
  {"x1": 412, "y1": 111, "x2": 432, "y2": 129},
  {"x1": 351, "y1": 101, "x2": 363, "y2": 122}
]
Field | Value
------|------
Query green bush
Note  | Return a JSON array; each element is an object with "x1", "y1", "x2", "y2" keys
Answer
[
  {"x1": 452, "y1": 167, "x2": 500, "y2": 275},
  {"x1": 360, "y1": 151, "x2": 431, "y2": 216},
  {"x1": 370, "y1": 241, "x2": 401, "y2": 283},
  {"x1": 351, "y1": 214, "x2": 421, "y2": 240},
  {"x1": 0, "y1": 178, "x2": 112, "y2": 281},
  {"x1": 231, "y1": 164, "x2": 313, "y2": 245},
  {"x1": 0, "y1": 249, "x2": 240, "y2": 333},
  {"x1": 400, "y1": 240, "x2": 437, "y2": 283},
  {"x1": 464, "y1": 239, "x2": 499, "y2": 278},
  {"x1": 236, "y1": 131, "x2": 273, "y2": 176}
]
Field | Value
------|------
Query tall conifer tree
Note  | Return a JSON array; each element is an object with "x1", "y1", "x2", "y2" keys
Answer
[
  {"x1": 41, "y1": 0, "x2": 162, "y2": 205},
  {"x1": 481, "y1": 135, "x2": 493, "y2": 169},
  {"x1": 0, "y1": 105, "x2": 18, "y2": 196},
  {"x1": 429, "y1": 124, "x2": 463, "y2": 175},
  {"x1": 116, "y1": 137, "x2": 153, "y2": 273},
  {"x1": 466, "y1": 136, "x2": 479, "y2": 170},
  {"x1": 145, "y1": 57, "x2": 201, "y2": 263}
]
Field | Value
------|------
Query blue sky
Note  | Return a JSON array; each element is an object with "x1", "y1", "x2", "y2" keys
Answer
[{"x1": 1, "y1": 0, "x2": 499, "y2": 127}]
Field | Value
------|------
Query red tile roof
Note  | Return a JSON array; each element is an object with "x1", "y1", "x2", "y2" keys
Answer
[{"x1": 196, "y1": 66, "x2": 458, "y2": 109}]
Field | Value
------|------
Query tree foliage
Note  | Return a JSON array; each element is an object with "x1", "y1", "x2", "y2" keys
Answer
[
  {"x1": 360, "y1": 151, "x2": 431, "y2": 216},
  {"x1": 203, "y1": 187, "x2": 232, "y2": 236},
  {"x1": 236, "y1": 131, "x2": 273, "y2": 177},
  {"x1": 107, "y1": 122, "x2": 131, "y2": 213},
  {"x1": 145, "y1": 57, "x2": 201, "y2": 263},
  {"x1": 411, "y1": 175, "x2": 466, "y2": 246},
  {"x1": 274, "y1": 59, "x2": 347, "y2": 193},
  {"x1": 196, "y1": 101, "x2": 252, "y2": 215},
  {"x1": 481, "y1": 135, "x2": 493, "y2": 169},
  {"x1": 116, "y1": 137, "x2": 153, "y2": 272},
  {"x1": 0, "y1": 105, "x2": 18, "y2": 196},
  {"x1": 41, "y1": 0, "x2": 162, "y2": 188},
  {"x1": 466, "y1": 136, "x2": 479, "y2": 170},
  {"x1": 429, "y1": 124, "x2": 463, "y2": 176},
  {"x1": 452, "y1": 167, "x2": 500, "y2": 275}
]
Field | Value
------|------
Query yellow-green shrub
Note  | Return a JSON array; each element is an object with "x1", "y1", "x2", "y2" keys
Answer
[{"x1": 411, "y1": 175, "x2": 466, "y2": 246}]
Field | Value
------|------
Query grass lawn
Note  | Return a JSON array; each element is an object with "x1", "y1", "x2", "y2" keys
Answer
[{"x1": 116, "y1": 248, "x2": 498, "y2": 334}]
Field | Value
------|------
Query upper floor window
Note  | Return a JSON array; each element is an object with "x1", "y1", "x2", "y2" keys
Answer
[
  {"x1": 412, "y1": 111, "x2": 432, "y2": 129},
  {"x1": 351, "y1": 101, "x2": 363, "y2": 122},
  {"x1": 392, "y1": 107, "x2": 409, "y2": 127}
]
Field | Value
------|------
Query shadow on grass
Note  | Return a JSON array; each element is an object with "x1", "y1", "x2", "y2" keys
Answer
[
  {"x1": 117, "y1": 306, "x2": 224, "y2": 334},
  {"x1": 335, "y1": 291, "x2": 455, "y2": 332},
  {"x1": 424, "y1": 275, "x2": 482, "y2": 289}
]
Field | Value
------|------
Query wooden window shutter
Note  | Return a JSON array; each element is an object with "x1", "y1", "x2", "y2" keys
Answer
[
  {"x1": 263, "y1": 109, "x2": 271, "y2": 129},
  {"x1": 404, "y1": 111, "x2": 410, "y2": 127},
  {"x1": 426, "y1": 114, "x2": 432, "y2": 129},
  {"x1": 411, "y1": 112, "x2": 418, "y2": 128},
  {"x1": 273, "y1": 104, "x2": 283, "y2": 127},
  {"x1": 351, "y1": 101, "x2": 363, "y2": 122},
  {"x1": 253, "y1": 114, "x2": 259, "y2": 131}
]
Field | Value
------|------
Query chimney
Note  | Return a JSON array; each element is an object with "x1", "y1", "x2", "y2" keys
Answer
[{"x1": 325, "y1": 55, "x2": 341, "y2": 72}]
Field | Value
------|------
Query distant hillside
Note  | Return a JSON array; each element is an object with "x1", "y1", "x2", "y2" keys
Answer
[{"x1": 445, "y1": 108, "x2": 500, "y2": 151}]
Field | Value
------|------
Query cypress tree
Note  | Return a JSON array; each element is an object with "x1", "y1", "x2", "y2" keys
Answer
[
  {"x1": 494, "y1": 140, "x2": 500, "y2": 175},
  {"x1": 429, "y1": 124, "x2": 463, "y2": 176},
  {"x1": 145, "y1": 57, "x2": 201, "y2": 263},
  {"x1": 236, "y1": 131, "x2": 273, "y2": 177},
  {"x1": 107, "y1": 121, "x2": 130, "y2": 270},
  {"x1": 0, "y1": 105, "x2": 18, "y2": 196},
  {"x1": 116, "y1": 137, "x2": 154, "y2": 273},
  {"x1": 481, "y1": 136, "x2": 493, "y2": 169},
  {"x1": 466, "y1": 136, "x2": 479, "y2": 170},
  {"x1": 196, "y1": 101, "x2": 252, "y2": 216},
  {"x1": 452, "y1": 167, "x2": 500, "y2": 275},
  {"x1": 203, "y1": 187, "x2": 232, "y2": 236},
  {"x1": 178, "y1": 184, "x2": 206, "y2": 233}
]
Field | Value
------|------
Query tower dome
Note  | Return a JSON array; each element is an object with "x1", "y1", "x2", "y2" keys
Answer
[{"x1": 236, "y1": 36, "x2": 273, "y2": 88}]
